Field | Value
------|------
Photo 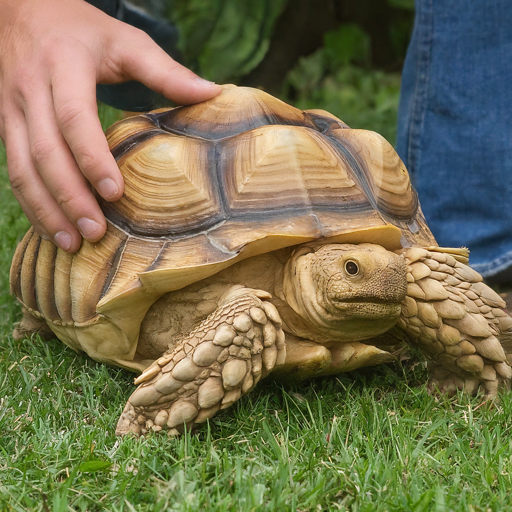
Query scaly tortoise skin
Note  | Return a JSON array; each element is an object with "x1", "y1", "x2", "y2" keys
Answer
[{"x1": 10, "y1": 85, "x2": 512, "y2": 436}]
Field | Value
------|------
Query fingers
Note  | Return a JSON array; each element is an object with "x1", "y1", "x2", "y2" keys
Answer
[
  {"x1": 3, "y1": 51, "x2": 113, "y2": 252},
  {"x1": 23, "y1": 85, "x2": 107, "y2": 244},
  {"x1": 3, "y1": 46, "x2": 123, "y2": 251},
  {"x1": 111, "y1": 28, "x2": 222, "y2": 106},
  {"x1": 25, "y1": 82, "x2": 106, "y2": 246},
  {"x1": 51, "y1": 56, "x2": 124, "y2": 202},
  {"x1": 0, "y1": 1, "x2": 221, "y2": 255},
  {"x1": 4, "y1": 108, "x2": 83, "y2": 252}
]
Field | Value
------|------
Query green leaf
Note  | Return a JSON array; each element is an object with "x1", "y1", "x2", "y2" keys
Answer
[
  {"x1": 167, "y1": 0, "x2": 287, "y2": 82},
  {"x1": 323, "y1": 24, "x2": 371, "y2": 69},
  {"x1": 78, "y1": 460, "x2": 112, "y2": 473}
]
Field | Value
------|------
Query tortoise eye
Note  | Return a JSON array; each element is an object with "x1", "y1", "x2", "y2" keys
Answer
[{"x1": 345, "y1": 260, "x2": 359, "y2": 276}]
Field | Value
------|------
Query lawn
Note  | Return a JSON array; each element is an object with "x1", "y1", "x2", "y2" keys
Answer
[{"x1": 1, "y1": 103, "x2": 512, "y2": 511}]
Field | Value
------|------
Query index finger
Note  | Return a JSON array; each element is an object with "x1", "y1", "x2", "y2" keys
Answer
[{"x1": 51, "y1": 57, "x2": 124, "y2": 203}]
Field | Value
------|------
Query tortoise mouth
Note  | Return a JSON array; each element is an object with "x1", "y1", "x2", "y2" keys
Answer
[
  {"x1": 326, "y1": 299, "x2": 402, "y2": 321},
  {"x1": 330, "y1": 295, "x2": 402, "y2": 305},
  {"x1": 328, "y1": 296, "x2": 402, "y2": 310}
]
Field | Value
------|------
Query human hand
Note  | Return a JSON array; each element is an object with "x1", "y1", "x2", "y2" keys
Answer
[{"x1": 0, "y1": 0, "x2": 221, "y2": 252}]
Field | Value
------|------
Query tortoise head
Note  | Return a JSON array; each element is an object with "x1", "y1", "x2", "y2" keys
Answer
[{"x1": 282, "y1": 243, "x2": 407, "y2": 341}]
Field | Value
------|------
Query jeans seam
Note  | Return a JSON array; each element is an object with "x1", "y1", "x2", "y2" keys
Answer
[
  {"x1": 406, "y1": 0, "x2": 433, "y2": 178},
  {"x1": 471, "y1": 249, "x2": 512, "y2": 277}
]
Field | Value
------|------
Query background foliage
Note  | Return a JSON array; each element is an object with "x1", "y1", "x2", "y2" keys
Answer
[
  {"x1": 165, "y1": 0, "x2": 288, "y2": 84},
  {"x1": 163, "y1": 0, "x2": 414, "y2": 142}
]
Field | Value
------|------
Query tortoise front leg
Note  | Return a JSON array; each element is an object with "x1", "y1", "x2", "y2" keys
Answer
[
  {"x1": 116, "y1": 288, "x2": 285, "y2": 436},
  {"x1": 398, "y1": 247, "x2": 512, "y2": 397}
]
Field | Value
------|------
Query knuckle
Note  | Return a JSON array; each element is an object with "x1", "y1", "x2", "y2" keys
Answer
[
  {"x1": 56, "y1": 100, "x2": 86, "y2": 130},
  {"x1": 11, "y1": 71, "x2": 41, "y2": 104},
  {"x1": 72, "y1": 144, "x2": 98, "y2": 175},
  {"x1": 53, "y1": 187, "x2": 96, "y2": 223},
  {"x1": 8, "y1": 169, "x2": 26, "y2": 198},
  {"x1": 118, "y1": 27, "x2": 154, "y2": 61},
  {"x1": 128, "y1": 26, "x2": 152, "y2": 46},
  {"x1": 54, "y1": 189, "x2": 78, "y2": 212},
  {"x1": 30, "y1": 137, "x2": 55, "y2": 166},
  {"x1": 31, "y1": 201, "x2": 56, "y2": 228},
  {"x1": 12, "y1": 69, "x2": 33, "y2": 94},
  {"x1": 42, "y1": 41, "x2": 67, "y2": 68}
]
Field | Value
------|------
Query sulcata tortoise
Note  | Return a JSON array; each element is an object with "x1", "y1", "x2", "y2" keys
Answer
[{"x1": 10, "y1": 85, "x2": 512, "y2": 436}]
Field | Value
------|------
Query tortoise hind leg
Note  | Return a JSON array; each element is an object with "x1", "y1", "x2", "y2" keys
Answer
[
  {"x1": 116, "y1": 288, "x2": 285, "y2": 436},
  {"x1": 13, "y1": 308, "x2": 55, "y2": 341}
]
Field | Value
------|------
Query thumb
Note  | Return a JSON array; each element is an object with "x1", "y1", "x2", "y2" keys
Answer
[{"x1": 109, "y1": 28, "x2": 222, "y2": 105}]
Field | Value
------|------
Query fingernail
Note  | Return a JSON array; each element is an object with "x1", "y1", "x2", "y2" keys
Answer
[
  {"x1": 77, "y1": 217, "x2": 101, "y2": 240},
  {"x1": 195, "y1": 77, "x2": 217, "y2": 86},
  {"x1": 54, "y1": 231, "x2": 72, "y2": 251},
  {"x1": 98, "y1": 178, "x2": 119, "y2": 200}
]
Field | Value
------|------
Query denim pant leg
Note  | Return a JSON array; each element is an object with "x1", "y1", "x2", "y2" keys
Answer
[{"x1": 397, "y1": 0, "x2": 512, "y2": 279}]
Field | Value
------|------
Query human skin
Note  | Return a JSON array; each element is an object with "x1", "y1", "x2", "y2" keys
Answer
[{"x1": 0, "y1": 0, "x2": 221, "y2": 252}]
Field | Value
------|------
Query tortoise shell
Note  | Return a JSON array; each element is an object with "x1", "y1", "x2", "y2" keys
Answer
[{"x1": 10, "y1": 85, "x2": 435, "y2": 361}]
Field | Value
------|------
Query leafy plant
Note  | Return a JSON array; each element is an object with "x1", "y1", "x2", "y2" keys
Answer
[
  {"x1": 165, "y1": 0, "x2": 287, "y2": 82},
  {"x1": 282, "y1": 25, "x2": 402, "y2": 144},
  {"x1": 323, "y1": 24, "x2": 371, "y2": 68}
]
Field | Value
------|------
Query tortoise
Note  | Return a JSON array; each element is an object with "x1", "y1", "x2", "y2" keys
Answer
[{"x1": 10, "y1": 85, "x2": 512, "y2": 436}]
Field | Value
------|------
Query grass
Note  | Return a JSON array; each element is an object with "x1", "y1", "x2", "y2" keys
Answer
[{"x1": 2, "y1": 105, "x2": 512, "y2": 511}]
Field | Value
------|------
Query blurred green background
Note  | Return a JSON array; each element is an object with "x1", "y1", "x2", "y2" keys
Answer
[{"x1": 130, "y1": 0, "x2": 415, "y2": 144}]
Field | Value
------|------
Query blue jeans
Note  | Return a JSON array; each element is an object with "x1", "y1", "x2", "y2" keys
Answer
[{"x1": 397, "y1": 0, "x2": 512, "y2": 279}]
